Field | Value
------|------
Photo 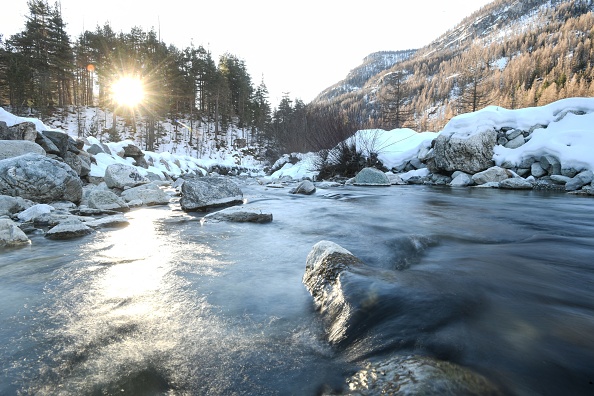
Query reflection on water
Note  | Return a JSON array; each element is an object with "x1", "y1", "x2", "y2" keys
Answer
[{"x1": 1, "y1": 185, "x2": 593, "y2": 395}]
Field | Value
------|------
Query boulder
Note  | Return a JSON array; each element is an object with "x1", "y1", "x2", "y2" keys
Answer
[
  {"x1": 0, "y1": 218, "x2": 30, "y2": 247},
  {"x1": 431, "y1": 128, "x2": 497, "y2": 174},
  {"x1": 353, "y1": 167, "x2": 391, "y2": 186},
  {"x1": 0, "y1": 195, "x2": 33, "y2": 217},
  {"x1": 472, "y1": 166, "x2": 512, "y2": 185},
  {"x1": 45, "y1": 219, "x2": 93, "y2": 240},
  {"x1": 35, "y1": 131, "x2": 61, "y2": 155},
  {"x1": 505, "y1": 134, "x2": 525, "y2": 149},
  {"x1": 0, "y1": 121, "x2": 37, "y2": 141},
  {"x1": 387, "y1": 173, "x2": 406, "y2": 185},
  {"x1": 120, "y1": 183, "x2": 170, "y2": 206},
  {"x1": 530, "y1": 162, "x2": 547, "y2": 178},
  {"x1": 85, "y1": 189, "x2": 130, "y2": 212},
  {"x1": 16, "y1": 204, "x2": 54, "y2": 222},
  {"x1": 540, "y1": 155, "x2": 561, "y2": 175},
  {"x1": 289, "y1": 180, "x2": 316, "y2": 195},
  {"x1": 499, "y1": 178, "x2": 533, "y2": 190},
  {"x1": 0, "y1": 153, "x2": 83, "y2": 203},
  {"x1": 344, "y1": 355, "x2": 502, "y2": 396},
  {"x1": 450, "y1": 172, "x2": 473, "y2": 187},
  {"x1": 201, "y1": 206, "x2": 273, "y2": 224},
  {"x1": 41, "y1": 130, "x2": 70, "y2": 157},
  {"x1": 104, "y1": 163, "x2": 149, "y2": 189},
  {"x1": 565, "y1": 170, "x2": 594, "y2": 191},
  {"x1": 0, "y1": 140, "x2": 46, "y2": 161},
  {"x1": 180, "y1": 177, "x2": 243, "y2": 212}
]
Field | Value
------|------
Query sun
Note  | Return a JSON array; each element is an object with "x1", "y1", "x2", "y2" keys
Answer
[{"x1": 111, "y1": 76, "x2": 145, "y2": 107}]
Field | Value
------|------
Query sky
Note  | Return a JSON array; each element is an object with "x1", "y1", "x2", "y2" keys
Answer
[{"x1": 4, "y1": 0, "x2": 493, "y2": 107}]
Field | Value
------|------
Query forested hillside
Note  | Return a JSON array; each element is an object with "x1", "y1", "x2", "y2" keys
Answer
[
  {"x1": 0, "y1": 0, "x2": 273, "y2": 156},
  {"x1": 312, "y1": 0, "x2": 594, "y2": 132}
]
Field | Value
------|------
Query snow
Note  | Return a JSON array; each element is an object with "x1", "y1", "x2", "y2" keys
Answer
[
  {"x1": 2, "y1": 96, "x2": 594, "y2": 183},
  {"x1": 345, "y1": 129, "x2": 438, "y2": 170},
  {"x1": 0, "y1": 107, "x2": 63, "y2": 133}
]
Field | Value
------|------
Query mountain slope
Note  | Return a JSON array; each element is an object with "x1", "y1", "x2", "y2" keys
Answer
[{"x1": 311, "y1": 0, "x2": 594, "y2": 132}]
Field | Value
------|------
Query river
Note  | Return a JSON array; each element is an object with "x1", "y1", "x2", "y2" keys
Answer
[{"x1": 1, "y1": 182, "x2": 594, "y2": 395}]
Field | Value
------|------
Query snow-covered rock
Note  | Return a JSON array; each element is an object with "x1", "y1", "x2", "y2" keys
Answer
[
  {"x1": 45, "y1": 219, "x2": 93, "y2": 240},
  {"x1": 472, "y1": 166, "x2": 512, "y2": 185},
  {"x1": 289, "y1": 180, "x2": 316, "y2": 195}
]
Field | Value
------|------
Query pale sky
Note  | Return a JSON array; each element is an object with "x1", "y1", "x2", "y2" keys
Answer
[{"x1": 4, "y1": 0, "x2": 493, "y2": 107}]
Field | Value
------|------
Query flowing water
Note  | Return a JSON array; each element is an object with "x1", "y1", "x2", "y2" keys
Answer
[{"x1": 1, "y1": 183, "x2": 594, "y2": 395}]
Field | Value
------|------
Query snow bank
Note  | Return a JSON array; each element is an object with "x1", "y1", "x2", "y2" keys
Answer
[
  {"x1": 345, "y1": 128, "x2": 437, "y2": 170},
  {"x1": 0, "y1": 107, "x2": 64, "y2": 133},
  {"x1": 441, "y1": 97, "x2": 594, "y2": 172}
]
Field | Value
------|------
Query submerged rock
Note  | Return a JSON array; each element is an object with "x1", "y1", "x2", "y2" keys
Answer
[
  {"x1": 289, "y1": 180, "x2": 316, "y2": 195},
  {"x1": 201, "y1": 206, "x2": 272, "y2": 224},
  {"x1": 341, "y1": 355, "x2": 502, "y2": 396}
]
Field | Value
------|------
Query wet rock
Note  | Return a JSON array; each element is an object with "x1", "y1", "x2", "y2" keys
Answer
[
  {"x1": 341, "y1": 355, "x2": 502, "y2": 396},
  {"x1": 303, "y1": 240, "x2": 486, "y2": 350},
  {"x1": 120, "y1": 183, "x2": 170, "y2": 206},
  {"x1": 85, "y1": 214, "x2": 129, "y2": 229},
  {"x1": 353, "y1": 168, "x2": 391, "y2": 186},
  {"x1": 0, "y1": 218, "x2": 30, "y2": 247},
  {"x1": 202, "y1": 206, "x2": 273, "y2": 224},
  {"x1": 0, "y1": 153, "x2": 83, "y2": 204},
  {"x1": 180, "y1": 176, "x2": 243, "y2": 212},
  {"x1": 289, "y1": 180, "x2": 316, "y2": 195},
  {"x1": 550, "y1": 175, "x2": 572, "y2": 185},
  {"x1": 45, "y1": 219, "x2": 93, "y2": 240},
  {"x1": 472, "y1": 166, "x2": 512, "y2": 185},
  {"x1": 0, "y1": 140, "x2": 46, "y2": 161},
  {"x1": 499, "y1": 178, "x2": 533, "y2": 190},
  {"x1": 104, "y1": 163, "x2": 149, "y2": 189}
]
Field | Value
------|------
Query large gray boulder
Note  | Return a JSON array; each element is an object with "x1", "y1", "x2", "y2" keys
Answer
[
  {"x1": 120, "y1": 183, "x2": 170, "y2": 206},
  {"x1": 45, "y1": 219, "x2": 93, "y2": 240},
  {"x1": 180, "y1": 177, "x2": 243, "y2": 212},
  {"x1": 0, "y1": 140, "x2": 46, "y2": 161},
  {"x1": 0, "y1": 121, "x2": 37, "y2": 141},
  {"x1": 431, "y1": 128, "x2": 497, "y2": 174},
  {"x1": 0, "y1": 153, "x2": 83, "y2": 203},
  {"x1": 104, "y1": 163, "x2": 149, "y2": 189},
  {"x1": 0, "y1": 195, "x2": 33, "y2": 217},
  {"x1": 85, "y1": 189, "x2": 130, "y2": 212},
  {"x1": 0, "y1": 218, "x2": 30, "y2": 247},
  {"x1": 565, "y1": 170, "x2": 593, "y2": 191},
  {"x1": 353, "y1": 167, "x2": 391, "y2": 186}
]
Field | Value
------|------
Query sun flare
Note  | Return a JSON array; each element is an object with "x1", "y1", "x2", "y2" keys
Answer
[{"x1": 111, "y1": 76, "x2": 145, "y2": 107}]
